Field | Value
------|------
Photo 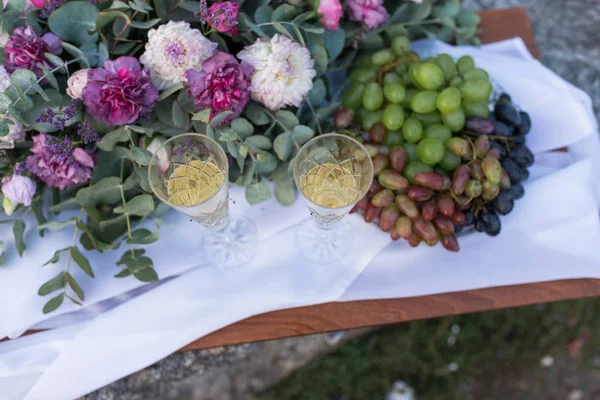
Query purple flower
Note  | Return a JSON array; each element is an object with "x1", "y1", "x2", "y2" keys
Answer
[
  {"x1": 39, "y1": 0, "x2": 64, "y2": 19},
  {"x1": 2, "y1": 174, "x2": 36, "y2": 207},
  {"x1": 207, "y1": 2, "x2": 239, "y2": 35},
  {"x1": 185, "y1": 51, "x2": 252, "y2": 126},
  {"x1": 82, "y1": 57, "x2": 159, "y2": 127},
  {"x1": 25, "y1": 133, "x2": 95, "y2": 190},
  {"x1": 346, "y1": 0, "x2": 389, "y2": 29},
  {"x1": 5, "y1": 26, "x2": 62, "y2": 77}
]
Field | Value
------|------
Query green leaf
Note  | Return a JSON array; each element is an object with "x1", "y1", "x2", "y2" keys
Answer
[
  {"x1": 208, "y1": 32, "x2": 229, "y2": 53},
  {"x1": 70, "y1": 246, "x2": 94, "y2": 278},
  {"x1": 114, "y1": 269, "x2": 133, "y2": 278},
  {"x1": 8, "y1": 85, "x2": 33, "y2": 111},
  {"x1": 274, "y1": 110, "x2": 299, "y2": 130},
  {"x1": 210, "y1": 110, "x2": 234, "y2": 127},
  {"x1": 42, "y1": 247, "x2": 71, "y2": 266},
  {"x1": 109, "y1": 1, "x2": 130, "y2": 10},
  {"x1": 96, "y1": 127, "x2": 129, "y2": 151},
  {"x1": 131, "y1": 146, "x2": 153, "y2": 166},
  {"x1": 227, "y1": 141, "x2": 239, "y2": 158},
  {"x1": 61, "y1": 42, "x2": 90, "y2": 68},
  {"x1": 218, "y1": 130, "x2": 238, "y2": 142},
  {"x1": 76, "y1": 177, "x2": 123, "y2": 207},
  {"x1": 0, "y1": 121, "x2": 8, "y2": 137},
  {"x1": 172, "y1": 101, "x2": 189, "y2": 128},
  {"x1": 126, "y1": 227, "x2": 160, "y2": 245},
  {"x1": 385, "y1": 23, "x2": 409, "y2": 39},
  {"x1": 359, "y1": 32, "x2": 384, "y2": 51},
  {"x1": 245, "y1": 103, "x2": 269, "y2": 126},
  {"x1": 231, "y1": 118, "x2": 254, "y2": 138},
  {"x1": 245, "y1": 180, "x2": 272, "y2": 205},
  {"x1": 245, "y1": 135, "x2": 272, "y2": 151},
  {"x1": 37, "y1": 217, "x2": 78, "y2": 232},
  {"x1": 13, "y1": 219, "x2": 25, "y2": 256},
  {"x1": 308, "y1": 78, "x2": 326, "y2": 106},
  {"x1": 155, "y1": 201, "x2": 171, "y2": 217},
  {"x1": 134, "y1": 267, "x2": 159, "y2": 282},
  {"x1": 274, "y1": 178, "x2": 296, "y2": 206},
  {"x1": 50, "y1": 198, "x2": 79, "y2": 213},
  {"x1": 38, "y1": 272, "x2": 66, "y2": 296},
  {"x1": 130, "y1": 18, "x2": 162, "y2": 30},
  {"x1": 439, "y1": 15, "x2": 456, "y2": 29},
  {"x1": 31, "y1": 198, "x2": 47, "y2": 237},
  {"x1": 292, "y1": 125, "x2": 314, "y2": 145},
  {"x1": 192, "y1": 109, "x2": 211, "y2": 122},
  {"x1": 117, "y1": 249, "x2": 153, "y2": 273},
  {"x1": 273, "y1": 131, "x2": 293, "y2": 160},
  {"x1": 272, "y1": 3, "x2": 301, "y2": 21},
  {"x1": 66, "y1": 273, "x2": 85, "y2": 301},
  {"x1": 238, "y1": 12, "x2": 268, "y2": 38},
  {"x1": 310, "y1": 44, "x2": 328, "y2": 76},
  {"x1": 238, "y1": 143, "x2": 249, "y2": 158},
  {"x1": 114, "y1": 194, "x2": 155, "y2": 217},
  {"x1": 456, "y1": 9, "x2": 480, "y2": 27},
  {"x1": 254, "y1": 4, "x2": 273, "y2": 23},
  {"x1": 323, "y1": 28, "x2": 345, "y2": 60},
  {"x1": 157, "y1": 83, "x2": 185, "y2": 102},
  {"x1": 10, "y1": 69, "x2": 37, "y2": 91},
  {"x1": 43, "y1": 293, "x2": 64, "y2": 314},
  {"x1": 437, "y1": 0, "x2": 458, "y2": 18},
  {"x1": 48, "y1": 2, "x2": 99, "y2": 45},
  {"x1": 255, "y1": 152, "x2": 277, "y2": 174}
]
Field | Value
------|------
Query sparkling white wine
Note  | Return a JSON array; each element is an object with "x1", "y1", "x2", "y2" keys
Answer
[
  {"x1": 167, "y1": 159, "x2": 225, "y2": 206},
  {"x1": 300, "y1": 162, "x2": 360, "y2": 208}
]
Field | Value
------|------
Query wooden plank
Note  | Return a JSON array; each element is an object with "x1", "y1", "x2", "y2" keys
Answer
[{"x1": 179, "y1": 7, "x2": 598, "y2": 351}]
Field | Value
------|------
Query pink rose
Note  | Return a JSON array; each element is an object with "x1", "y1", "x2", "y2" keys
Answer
[
  {"x1": 318, "y1": 0, "x2": 343, "y2": 30},
  {"x1": 66, "y1": 69, "x2": 89, "y2": 100},
  {"x1": 28, "y1": 0, "x2": 46, "y2": 8},
  {"x1": 346, "y1": 0, "x2": 389, "y2": 29}
]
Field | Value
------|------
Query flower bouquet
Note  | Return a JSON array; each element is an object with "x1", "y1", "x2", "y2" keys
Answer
[{"x1": 0, "y1": 0, "x2": 480, "y2": 313}]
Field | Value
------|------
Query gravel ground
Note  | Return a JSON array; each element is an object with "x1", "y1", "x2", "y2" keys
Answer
[{"x1": 84, "y1": 1, "x2": 599, "y2": 399}]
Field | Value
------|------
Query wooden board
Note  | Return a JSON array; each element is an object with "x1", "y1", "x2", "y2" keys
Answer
[{"x1": 179, "y1": 7, "x2": 598, "y2": 352}]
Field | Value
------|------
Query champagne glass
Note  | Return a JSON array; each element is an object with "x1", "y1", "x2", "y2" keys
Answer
[
  {"x1": 148, "y1": 133, "x2": 258, "y2": 269},
  {"x1": 293, "y1": 133, "x2": 373, "y2": 263}
]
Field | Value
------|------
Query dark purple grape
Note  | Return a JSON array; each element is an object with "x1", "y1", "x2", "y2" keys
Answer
[
  {"x1": 492, "y1": 121, "x2": 513, "y2": 137},
  {"x1": 509, "y1": 146, "x2": 534, "y2": 167},
  {"x1": 498, "y1": 93, "x2": 511, "y2": 103},
  {"x1": 466, "y1": 117, "x2": 494, "y2": 134},
  {"x1": 489, "y1": 141, "x2": 507, "y2": 160},
  {"x1": 494, "y1": 102, "x2": 522, "y2": 127},
  {"x1": 474, "y1": 219, "x2": 486, "y2": 232},
  {"x1": 480, "y1": 211, "x2": 501, "y2": 236},
  {"x1": 517, "y1": 111, "x2": 531, "y2": 135},
  {"x1": 509, "y1": 135, "x2": 526, "y2": 149},
  {"x1": 502, "y1": 158, "x2": 522, "y2": 183},
  {"x1": 510, "y1": 182, "x2": 525, "y2": 199},
  {"x1": 464, "y1": 210, "x2": 475, "y2": 225},
  {"x1": 494, "y1": 190, "x2": 514, "y2": 215},
  {"x1": 455, "y1": 225, "x2": 464, "y2": 233},
  {"x1": 520, "y1": 166, "x2": 529, "y2": 181}
]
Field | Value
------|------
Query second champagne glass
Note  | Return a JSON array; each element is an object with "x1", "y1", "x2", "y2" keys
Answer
[
  {"x1": 293, "y1": 133, "x2": 373, "y2": 263},
  {"x1": 148, "y1": 133, "x2": 258, "y2": 269}
]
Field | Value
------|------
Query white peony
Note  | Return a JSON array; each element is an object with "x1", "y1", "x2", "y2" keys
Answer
[
  {"x1": 0, "y1": 65, "x2": 11, "y2": 92},
  {"x1": 66, "y1": 69, "x2": 89, "y2": 99},
  {"x1": 237, "y1": 34, "x2": 316, "y2": 110},
  {"x1": 140, "y1": 21, "x2": 217, "y2": 91}
]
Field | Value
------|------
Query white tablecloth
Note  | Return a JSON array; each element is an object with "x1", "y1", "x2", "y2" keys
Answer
[{"x1": 1, "y1": 38, "x2": 599, "y2": 400}]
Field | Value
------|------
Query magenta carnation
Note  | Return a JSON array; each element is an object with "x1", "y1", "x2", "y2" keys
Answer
[
  {"x1": 346, "y1": 0, "x2": 389, "y2": 29},
  {"x1": 25, "y1": 133, "x2": 95, "y2": 190},
  {"x1": 207, "y1": 1, "x2": 239, "y2": 35},
  {"x1": 318, "y1": 0, "x2": 343, "y2": 31},
  {"x1": 185, "y1": 51, "x2": 252, "y2": 126},
  {"x1": 5, "y1": 26, "x2": 62, "y2": 77},
  {"x1": 82, "y1": 56, "x2": 159, "y2": 127}
]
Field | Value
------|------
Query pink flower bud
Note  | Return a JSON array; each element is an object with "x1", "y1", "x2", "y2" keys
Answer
[
  {"x1": 318, "y1": 0, "x2": 343, "y2": 31},
  {"x1": 141, "y1": 136, "x2": 172, "y2": 173},
  {"x1": 346, "y1": 0, "x2": 389, "y2": 29},
  {"x1": 2, "y1": 175, "x2": 36, "y2": 207},
  {"x1": 66, "y1": 69, "x2": 89, "y2": 100}
]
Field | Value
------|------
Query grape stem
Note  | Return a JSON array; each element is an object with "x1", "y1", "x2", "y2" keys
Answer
[
  {"x1": 461, "y1": 130, "x2": 515, "y2": 142},
  {"x1": 377, "y1": 57, "x2": 419, "y2": 85}
]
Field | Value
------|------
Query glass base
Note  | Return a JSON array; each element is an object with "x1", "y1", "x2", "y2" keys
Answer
[
  {"x1": 296, "y1": 219, "x2": 351, "y2": 264},
  {"x1": 204, "y1": 217, "x2": 258, "y2": 269}
]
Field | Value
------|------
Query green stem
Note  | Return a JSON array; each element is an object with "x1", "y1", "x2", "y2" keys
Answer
[
  {"x1": 264, "y1": 110, "x2": 289, "y2": 132},
  {"x1": 402, "y1": 18, "x2": 441, "y2": 27},
  {"x1": 305, "y1": 99, "x2": 323, "y2": 136},
  {"x1": 119, "y1": 158, "x2": 135, "y2": 257}
]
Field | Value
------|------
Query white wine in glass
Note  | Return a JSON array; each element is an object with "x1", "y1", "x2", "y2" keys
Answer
[
  {"x1": 149, "y1": 133, "x2": 258, "y2": 269},
  {"x1": 294, "y1": 133, "x2": 373, "y2": 263}
]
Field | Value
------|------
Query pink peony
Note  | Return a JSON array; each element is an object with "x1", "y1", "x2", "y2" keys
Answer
[
  {"x1": 5, "y1": 26, "x2": 62, "y2": 77},
  {"x1": 346, "y1": 0, "x2": 389, "y2": 29},
  {"x1": 318, "y1": 0, "x2": 343, "y2": 30},
  {"x1": 2, "y1": 175, "x2": 36, "y2": 207},
  {"x1": 25, "y1": 133, "x2": 95, "y2": 190},
  {"x1": 82, "y1": 57, "x2": 159, "y2": 127},
  {"x1": 207, "y1": 1, "x2": 239, "y2": 35},
  {"x1": 28, "y1": 0, "x2": 46, "y2": 7},
  {"x1": 185, "y1": 51, "x2": 252, "y2": 126}
]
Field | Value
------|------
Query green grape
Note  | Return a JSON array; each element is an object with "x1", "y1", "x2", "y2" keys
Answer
[
  {"x1": 449, "y1": 76, "x2": 463, "y2": 87},
  {"x1": 439, "y1": 150, "x2": 461, "y2": 171},
  {"x1": 463, "y1": 68, "x2": 489, "y2": 81},
  {"x1": 415, "y1": 63, "x2": 445, "y2": 90},
  {"x1": 350, "y1": 68, "x2": 377, "y2": 84},
  {"x1": 372, "y1": 49, "x2": 395, "y2": 66},
  {"x1": 382, "y1": 104, "x2": 405, "y2": 130},
  {"x1": 416, "y1": 137, "x2": 445, "y2": 165},
  {"x1": 460, "y1": 79, "x2": 493, "y2": 102},
  {"x1": 395, "y1": 63, "x2": 408, "y2": 75},
  {"x1": 424, "y1": 124, "x2": 452, "y2": 143},
  {"x1": 411, "y1": 90, "x2": 439, "y2": 114},
  {"x1": 409, "y1": 63, "x2": 421, "y2": 88},
  {"x1": 402, "y1": 89, "x2": 418, "y2": 109},
  {"x1": 357, "y1": 55, "x2": 376, "y2": 68},
  {"x1": 342, "y1": 84, "x2": 365, "y2": 110},
  {"x1": 402, "y1": 117, "x2": 423, "y2": 143},
  {"x1": 391, "y1": 36, "x2": 410, "y2": 55},
  {"x1": 362, "y1": 110, "x2": 384, "y2": 131},
  {"x1": 404, "y1": 161, "x2": 434, "y2": 184},
  {"x1": 404, "y1": 143, "x2": 418, "y2": 162},
  {"x1": 457, "y1": 55, "x2": 475, "y2": 75},
  {"x1": 383, "y1": 130, "x2": 404, "y2": 147},
  {"x1": 436, "y1": 87, "x2": 462, "y2": 114},
  {"x1": 407, "y1": 51, "x2": 421, "y2": 60},
  {"x1": 384, "y1": 83, "x2": 406, "y2": 104},
  {"x1": 463, "y1": 101, "x2": 490, "y2": 118},
  {"x1": 362, "y1": 82, "x2": 384, "y2": 111},
  {"x1": 435, "y1": 54, "x2": 457, "y2": 80},
  {"x1": 441, "y1": 107, "x2": 465, "y2": 132},
  {"x1": 412, "y1": 111, "x2": 442, "y2": 126},
  {"x1": 383, "y1": 72, "x2": 403, "y2": 85}
]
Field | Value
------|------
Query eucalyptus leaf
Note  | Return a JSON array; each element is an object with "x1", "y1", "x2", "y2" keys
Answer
[
  {"x1": 61, "y1": 42, "x2": 90, "y2": 68},
  {"x1": 38, "y1": 272, "x2": 66, "y2": 296},
  {"x1": 274, "y1": 110, "x2": 299, "y2": 130},
  {"x1": 42, "y1": 247, "x2": 71, "y2": 266},
  {"x1": 43, "y1": 293, "x2": 64, "y2": 314},
  {"x1": 134, "y1": 266, "x2": 159, "y2": 282},
  {"x1": 70, "y1": 246, "x2": 94, "y2": 278},
  {"x1": 0, "y1": 121, "x2": 8, "y2": 137},
  {"x1": 126, "y1": 227, "x2": 160, "y2": 245},
  {"x1": 210, "y1": 110, "x2": 234, "y2": 127},
  {"x1": 218, "y1": 130, "x2": 238, "y2": 142},
  {"x1": 192, "y1": 109, "x2": 211, "y2": 122},
  {"x1": 273, "y1": 131, "x2": 293, "y2": 160},
  {"x1": 310, "y1": 44, "x2": 328, "y2": 76},
  {"x1": 31, "y1": 198, "x2": 47, "y2": 237},
  {"x1": 10, "y1": 69, "x2": 37, "y2": 91},
  {"x1": 131, "y1": 146, "x2": 153, "y2": 166},
  {"x1": 114, "y1": 194, "x2": 155, "y2": 217},
  {"x1": 37, "y1": 217, "x2": 78, "y2": 232},
  {"x1": 272, "y1": 3, "x2": 301, "y2": 21},
  {"x1": 114, "y1": 269, "x2": 133, "y2": 278},
  {"x1": 48, "y1": 2, "x2": 99, "y2": 45},
  {"x1": 245, "y1": 103, "x2": 269, "y2": 126},
  {"x1": 274, "y1": 178, "x2": 296, "y2": 206},
  {"x1": 158, "y1": 83, "x2": 185, "y2": 102},
  {"x1": 66, "y1": 273, "x2": 85, "y2": 301},
  {"x1": 456, "y1": 9, "x2": 480, "y2": 27},
  {"x1": 245, "y1": 180, "x2": 272, "y2": 205},
  {"x1": 13, "y1": 219, "x2": 25, "y2": 256},
  {"x1": 231, "y1": 118, "x2": 254, "y2": 138},
  {"x1": 76, "y1": 177, "x2": 123, "y2": 207},
  {"x1": 291, "y1": 125, "x2": 314, "y2": 145},
  {"x1": 308, "y1": 79, "x2": 326, "y2": 106},
  {"x1": 323, "y1": 28, "x2": 345, "y2": 60},
  {"x1": 130, "y1": 18, "x2": 161, "y2": 29},
  {"x1": 254, "y1": 4, "x2": 273, "y2": 23},
  {"x1": 245, "y1": 135, "x2": 272, "y2": 151},
  {"x1": 96, "y1": 127, "x2": 130, "y2": 152},
  {"x1": 255, "y1": 152, "x2": 277, "y2": 174}
]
